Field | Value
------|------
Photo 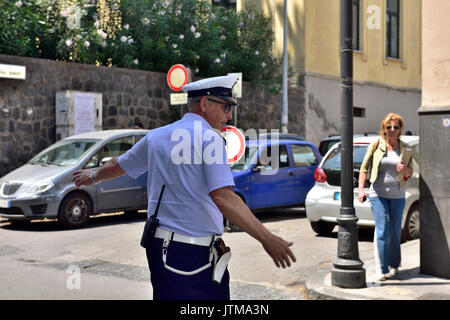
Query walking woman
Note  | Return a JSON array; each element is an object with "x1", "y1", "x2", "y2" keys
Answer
[{"x1": 358, "y1": 113, "x2": 414, "y2": 281}]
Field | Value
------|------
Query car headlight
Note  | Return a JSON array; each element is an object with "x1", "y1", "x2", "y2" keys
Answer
[{"x1": 21, "y1": 180, "x2": 55, "y2": 195}]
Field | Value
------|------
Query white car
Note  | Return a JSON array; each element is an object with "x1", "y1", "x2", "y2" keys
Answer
[{"x1": 305, "y1": 135, "x2": 420, "y2": 241}]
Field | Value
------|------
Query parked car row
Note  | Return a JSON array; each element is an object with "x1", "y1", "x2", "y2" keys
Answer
[
  {"x1": 0, "y1": 128, "x2": 420, "y2": 239},
  {"x1": 0, "y1": 130, "x2": 322, "y2": 229}
]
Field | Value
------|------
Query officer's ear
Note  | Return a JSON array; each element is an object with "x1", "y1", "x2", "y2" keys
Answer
[{"x1": 199, "y1": 96, "x2": 209, "y2": 112}]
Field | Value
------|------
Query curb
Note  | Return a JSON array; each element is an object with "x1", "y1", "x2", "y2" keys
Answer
[{"x1": 306, "y1": 268, "x2": 377, "y2": 300}]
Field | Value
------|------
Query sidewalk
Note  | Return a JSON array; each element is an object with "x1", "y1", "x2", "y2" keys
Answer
[{"x1": 306, "y1": 239, "x2": 450, "y2": 300}]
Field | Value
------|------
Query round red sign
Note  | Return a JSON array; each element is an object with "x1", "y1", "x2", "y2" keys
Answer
[
  {"x1": 167, "y1": 64, "x2": 188, "y2": 92},
  {"x1": 222, "y1": 125, "x2": 246, "y2": 164}
]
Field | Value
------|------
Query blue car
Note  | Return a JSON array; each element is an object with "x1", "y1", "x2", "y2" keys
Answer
[{"x1": 230, "y1": 135, "x2": 322, "y2": 210}]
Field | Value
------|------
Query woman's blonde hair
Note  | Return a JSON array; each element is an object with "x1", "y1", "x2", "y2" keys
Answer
[{"x1": 379, "y1": 113, "x2": 404, "y2": 139}]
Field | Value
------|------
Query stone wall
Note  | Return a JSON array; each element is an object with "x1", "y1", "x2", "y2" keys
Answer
[{"x1": 0, "y1": 54, "x2": 307, "y2": 177}]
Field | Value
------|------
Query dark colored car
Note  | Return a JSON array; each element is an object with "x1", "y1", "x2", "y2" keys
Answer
[{"x1": 318, "y1": 133, "x2": 378, "y2": 156}]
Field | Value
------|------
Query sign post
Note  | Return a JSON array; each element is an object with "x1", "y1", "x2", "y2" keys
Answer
[{"x1": 228, "y1": 73, "x2": 242, "y2": 127}]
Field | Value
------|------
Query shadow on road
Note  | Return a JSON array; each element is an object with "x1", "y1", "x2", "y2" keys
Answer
[
  {"x1": 253, "y1": 206, "x2": 307, "y2": 223},
  {"x1": 224, "y1": 206, "x2": 307, "y2": 233},
  {"x1": 0, "y1": 211, "x2": 147, "y2": 232}
]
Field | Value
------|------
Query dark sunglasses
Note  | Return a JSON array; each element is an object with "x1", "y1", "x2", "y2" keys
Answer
[
  {"x1": 386, "y1": 125, "x2": 400, "y2": 130},
  {"x1": 207, "y1": 97, "x2": 234, "y2": 113}
]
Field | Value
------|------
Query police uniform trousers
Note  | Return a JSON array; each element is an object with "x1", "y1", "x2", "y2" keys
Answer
[{"x1": 146, "y1": 237, "x2": 230, "y2": 300}]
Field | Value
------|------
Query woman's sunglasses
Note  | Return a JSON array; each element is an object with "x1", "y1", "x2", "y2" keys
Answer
[{"x1": 386, "y1": 125, "x2": 400, "y2": 130}]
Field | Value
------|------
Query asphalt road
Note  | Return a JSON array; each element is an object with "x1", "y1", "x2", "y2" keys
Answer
[{"x1": 0, "y1": 208, "x2": 376, "y2": 300}]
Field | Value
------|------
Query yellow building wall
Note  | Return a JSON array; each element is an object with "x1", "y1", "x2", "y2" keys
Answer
[
  {"x1": 238, "y1": 0, "x2": 306, "y2": 74},
  {"x1": 305, "y1": 0, "x2": 421, "y2": 90},
  {"x1": 238, "y1": 0, "x2": 421, "y2": 90}
]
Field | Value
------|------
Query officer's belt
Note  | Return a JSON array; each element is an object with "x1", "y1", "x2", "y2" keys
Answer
[
  {"x1": 155, "y1": 227, "x2": 217, "y2": 247},
  {"x1": 155, "y1": 227, "x2": 220, "y2": 276}
]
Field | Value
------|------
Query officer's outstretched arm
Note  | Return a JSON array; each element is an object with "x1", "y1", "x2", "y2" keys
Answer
[
  {"x1": 210, "y1": 186, "x2": 297, "y2": 268},
  {"x1": 73, "y1": 157, "x2": 126, "y2": 189}
]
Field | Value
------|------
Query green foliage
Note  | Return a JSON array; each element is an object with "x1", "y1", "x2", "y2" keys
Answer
[{"x1": 0, "y1": 0, "x2": 281, "y2": 90}]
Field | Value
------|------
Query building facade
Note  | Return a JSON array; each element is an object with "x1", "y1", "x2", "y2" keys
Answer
[{"x1": 237, "y1": 0, "x2": 422, "y2": 144}]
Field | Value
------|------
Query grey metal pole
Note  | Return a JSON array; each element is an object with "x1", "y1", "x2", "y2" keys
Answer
[
  {"x1": 331, "y1": 0, "x2": 366, "y2": 288},
  {"x1": 281, "y1": 0, "x2": 288, "y2": 133}
]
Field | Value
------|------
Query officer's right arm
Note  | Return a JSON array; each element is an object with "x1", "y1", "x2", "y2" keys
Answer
[{"x1": 210, "y1": 186, "x2": 297, "y2": 269}]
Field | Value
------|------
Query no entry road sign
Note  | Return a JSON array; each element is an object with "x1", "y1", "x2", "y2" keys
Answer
[
  {"x1": 167, "y1": 64, "x2": 188, "y2": 92},
  {"x1": 222, "y1": 125, "x2": 246, "y2": 164}
]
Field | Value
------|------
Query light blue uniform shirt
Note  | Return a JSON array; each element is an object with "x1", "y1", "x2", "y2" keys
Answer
[{"x1": 118, "y1": 113, "x2": 235, "y2": 236}]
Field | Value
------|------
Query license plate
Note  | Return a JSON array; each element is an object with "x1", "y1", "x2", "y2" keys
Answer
[
  {"x1": 0, "y1": 199, "x2": 10, "y2": 208},
  {"x1": 333, "y1": 192, "x2": 360, "y2": 201}
]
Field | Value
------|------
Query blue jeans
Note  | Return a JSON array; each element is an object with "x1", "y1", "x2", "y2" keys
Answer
[{"x1": 369, "y1": 196, "x2": 405, "y2": 274}]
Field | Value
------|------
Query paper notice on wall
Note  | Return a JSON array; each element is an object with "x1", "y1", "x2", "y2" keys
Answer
[{"x1": 74, "y1": 93, "x2": 95, "y2": 135}]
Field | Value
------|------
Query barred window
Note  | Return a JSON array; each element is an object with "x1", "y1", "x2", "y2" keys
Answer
[
  {"x1": 353, "y1": 0, "x2": 361, "y2": 50},
  {"x1": 386, "y1": 0, "x2": 400, "y2": 58}
]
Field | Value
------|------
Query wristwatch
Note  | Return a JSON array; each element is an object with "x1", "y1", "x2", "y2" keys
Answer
[{"x1": 89, "y1": 170, "x2": 98, "y2": 184}]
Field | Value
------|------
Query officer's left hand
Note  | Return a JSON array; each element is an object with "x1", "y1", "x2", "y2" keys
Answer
[{"x1": 262, "y1": 235, "x2": 296, "y2": 268}]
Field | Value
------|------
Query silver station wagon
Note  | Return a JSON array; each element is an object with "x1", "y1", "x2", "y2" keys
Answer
[{"x1": 0, "y1": 130, "x2": 149, "y2": 228}]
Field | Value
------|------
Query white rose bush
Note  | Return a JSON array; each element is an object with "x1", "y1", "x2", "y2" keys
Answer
[{"x1": 0, "y1": 0, "x2": 280, "y2": 89}]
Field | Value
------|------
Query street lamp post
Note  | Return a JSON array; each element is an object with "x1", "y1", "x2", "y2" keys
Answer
[
  {"x1": 281, "y1": 0, "x2": 288, "y2": 134},
  {"x1": 331, "y1": 0, "x2": 366, "y2": 288}
]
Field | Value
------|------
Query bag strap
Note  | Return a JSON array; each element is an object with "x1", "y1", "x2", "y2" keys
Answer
[
  {"x1": 372, "y1": 139, "x2": 380, "y2": 154},
  {"x1": 368, "y1": 139, "x2": 380, "y2": 161}
]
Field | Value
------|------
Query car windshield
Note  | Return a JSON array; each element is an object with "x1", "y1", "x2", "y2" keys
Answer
[
  {"x1": 322, "y1": 144, "x2": 369, "y2": 172},
  {"x1": 29, "y1": 139, "x2": 99, "y2": 166},
  {"x1": 229, "y1": 146, "x2": 258, "y2": 171}
]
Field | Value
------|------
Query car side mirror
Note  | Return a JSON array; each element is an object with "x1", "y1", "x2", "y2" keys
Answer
[
  {"x1": 100, "y1": 157, "x2": 113, "y2": 166},
  {"x1": 253, "y1": 165, "x2": 265, "y2": 172}
]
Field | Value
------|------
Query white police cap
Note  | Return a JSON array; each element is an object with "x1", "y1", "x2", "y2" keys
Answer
[{"x1": 182, "y1": 74, "x2": 238, "y2": 104}]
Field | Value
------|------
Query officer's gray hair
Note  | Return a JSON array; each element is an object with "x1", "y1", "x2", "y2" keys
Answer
[{"x1": 187, "y1": 96, "x2": 201, "y2": 111}]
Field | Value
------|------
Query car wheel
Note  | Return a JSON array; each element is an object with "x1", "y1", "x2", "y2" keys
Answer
[
  {"x1": 404, "y1": 204, "x2": 420, "y2": 241},
  {"x1": 58, "y1": 193, "x2": 91, "y2": 229},
  {"x1": 310, "y1": 221, "x2": 335, "y2": 236}
]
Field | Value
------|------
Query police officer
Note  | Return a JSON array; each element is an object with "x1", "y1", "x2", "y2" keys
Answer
[{"x1": 73, "y1": 74, "x2": 296, "y2": 300}]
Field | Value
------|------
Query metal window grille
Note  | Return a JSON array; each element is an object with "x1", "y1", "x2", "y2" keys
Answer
[
  {"x1": 353, "y1": 0, "x2": 361, "y2": 50},
  {"x1": 386, "y1": 0, "x2": 400, "y2": 58}
]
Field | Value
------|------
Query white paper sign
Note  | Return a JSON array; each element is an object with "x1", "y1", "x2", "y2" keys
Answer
[
  {"x1": 170, "y1": 93, "x2": 188, "y2": 105},
  {"x1": 74, "y1": 93, "x2": 95, "y2": 135},
  {"x1": 228, "y1": 72, "x2": 242, "y2": 98}
]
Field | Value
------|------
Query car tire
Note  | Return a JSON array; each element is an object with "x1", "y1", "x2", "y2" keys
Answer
[
  {"x1": 403, "y1": 204, "x2": 420, "y2": 241},
  {"x1": 58, "y1": 193, "x2": 91, "y2": 229},
  {"x1": 310, "y1": 221, "x2": 335, "y2": 236}
]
